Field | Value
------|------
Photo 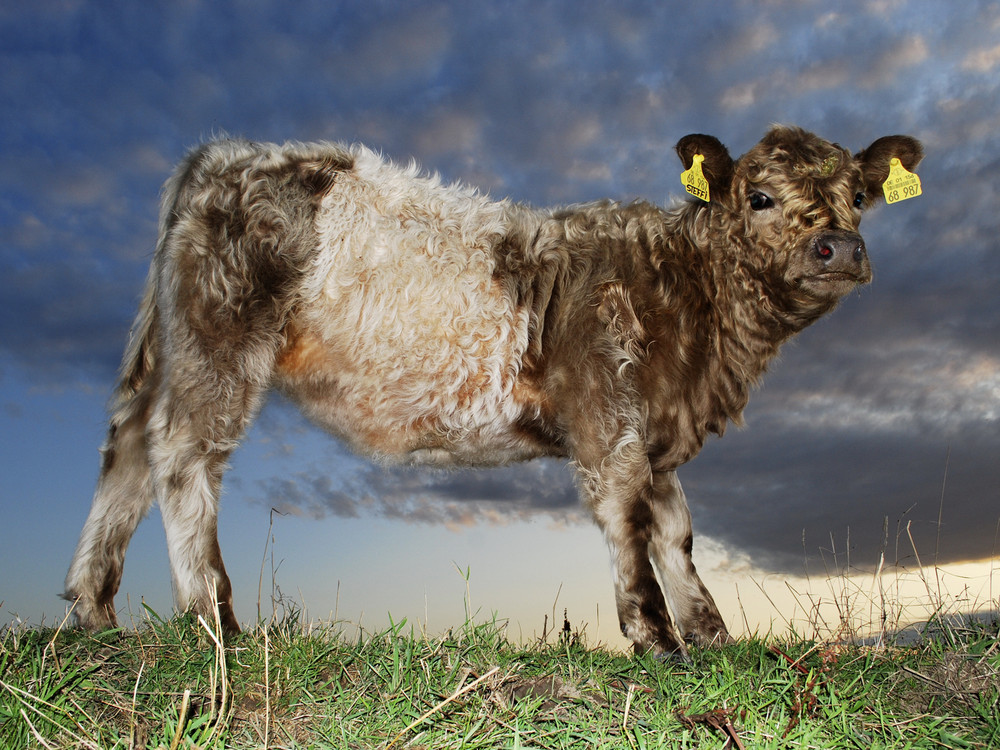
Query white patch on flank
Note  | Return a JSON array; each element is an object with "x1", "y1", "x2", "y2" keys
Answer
[{"x1": 287, "y1": 146, "x2": 534, "y2": 463}]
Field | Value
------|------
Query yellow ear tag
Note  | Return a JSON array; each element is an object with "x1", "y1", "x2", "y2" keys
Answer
[
  {"x1": 681, "y1": 153, "x2": 711, "y2": 203},
  {"x1": 882, "y1": 157, "x2": 922, "y2": 204}
]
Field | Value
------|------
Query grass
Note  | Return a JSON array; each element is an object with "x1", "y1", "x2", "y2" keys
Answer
[{"x1": 2, "y1": 599, "x2": 999, "y2": 749}]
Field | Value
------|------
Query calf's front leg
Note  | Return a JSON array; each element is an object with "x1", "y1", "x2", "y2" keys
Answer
[
  {"x1": 648, "y1": 470, "x2": 731, "y2": 647},
  {"x1": 576, "y1": 435, "x2": 688, "y2": 658}
]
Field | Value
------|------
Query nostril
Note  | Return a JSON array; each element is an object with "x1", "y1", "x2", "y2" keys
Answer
[
  {"x1": 853, "y1": 245, "x2": 865, "y2": 262},
  {"x1": 817, "y1": 244, "x2": 834, "y2": 260}
]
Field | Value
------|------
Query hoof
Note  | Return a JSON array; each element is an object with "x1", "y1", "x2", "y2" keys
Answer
[
  {"x1": 61, "y1": 593, "x2": 118, "y2": 632},
  {"x1": 654, "y1": 648, "x2": 692, "y2": 665},
  {"x1": 633, "y1": 639, "x2": 691, "y2": 664}
]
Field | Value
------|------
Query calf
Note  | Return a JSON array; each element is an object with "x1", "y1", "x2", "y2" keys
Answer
[{"x1": 64, "y1": 126, "x2": 922, "y2": 656}]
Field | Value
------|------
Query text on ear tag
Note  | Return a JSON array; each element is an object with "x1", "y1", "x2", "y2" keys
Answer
[
  {"x1": 882, "y1": 157, "x2": 922, "y2": 204},
  {"x1": 681, "y1": 154, "x2": 711, "y2": 203}
]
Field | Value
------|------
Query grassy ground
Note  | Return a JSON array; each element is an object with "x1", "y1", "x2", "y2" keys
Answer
[{"x1": 2, "y1": 602, "x2": 999, "y2": 749}]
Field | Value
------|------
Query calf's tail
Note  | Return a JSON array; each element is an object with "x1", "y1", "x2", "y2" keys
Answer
[
  {"x1": 112, "y1": 144, "x2": 198, "y2": 411},
  {"x1": 113, "y1": 275, "x2": 158, "y2": 412}
]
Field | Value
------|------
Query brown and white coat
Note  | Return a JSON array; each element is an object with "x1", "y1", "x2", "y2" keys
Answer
[{"x1": 64, "y1": 126, "x2": 922, "y2": 656}]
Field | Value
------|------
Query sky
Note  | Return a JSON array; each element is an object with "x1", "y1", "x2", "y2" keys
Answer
[{"x1": 2, "y1": 0, "x2": 999, "y2": 648}]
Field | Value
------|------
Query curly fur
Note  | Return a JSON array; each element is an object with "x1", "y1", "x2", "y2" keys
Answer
[{"x1": 65, "y1": 126, "x2": 922, "y2": 655}]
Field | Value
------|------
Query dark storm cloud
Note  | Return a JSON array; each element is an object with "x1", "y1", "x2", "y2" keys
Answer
[
  {"x1": 684, "y1": 417, "x2": 1000, "y2": 573},
  {"x1": 253, "y1": 458, "x2": 580, "y2": 528},
  {"x1": 2, "y1": 0, "x2": 997, "y2": 575}
]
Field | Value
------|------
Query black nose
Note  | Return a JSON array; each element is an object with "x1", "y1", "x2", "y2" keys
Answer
[{"x1": 814, "y1": 232, "x2": 867, "y2": 265}]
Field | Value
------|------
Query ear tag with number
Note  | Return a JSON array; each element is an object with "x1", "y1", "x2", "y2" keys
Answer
[
  {"x1": 882, "y1": 158, "x2": 922, "y2": 204},
  {"x1": 681, "y1": 154, "x2": 711, "y2": 203}
]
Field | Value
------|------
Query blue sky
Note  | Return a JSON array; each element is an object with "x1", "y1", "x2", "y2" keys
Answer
[{"x1": 2, "y1": 0, "x2": 999, "y2": 645}]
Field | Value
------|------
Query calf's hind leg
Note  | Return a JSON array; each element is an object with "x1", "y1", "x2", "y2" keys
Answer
[
  {"x1": 146, "y1": 365, "x2": 270, "y2": 635},
  {"x1": 64, "y1": 379, "x2": 158, "y2": 629}
]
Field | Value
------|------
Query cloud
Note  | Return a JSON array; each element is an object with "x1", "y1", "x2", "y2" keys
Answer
[
  {"x1": 0, "y1": 251, "x2": 142, "y2": 384},
  {"x1": 963, "y1": 43, "x2": 1000, "y2": 73},
  {"x1": 251, "y1": 457, "x2": 582, "y2": 531},
  {"x1": 760, "y1": 340, "x2": 1000, "y2": 437},
  {"x1": 0, "y1": 178, "x2": 155, "y2": 384},
  {"x1": 861, "y1": 35, "x2": 929, "y2": 89},
  {"x1": 684, "y1": 421, "x2": 1000, "y2": 575},
  {"x1": 326, "y1": 5, "x2": 453, "y2": 87}
]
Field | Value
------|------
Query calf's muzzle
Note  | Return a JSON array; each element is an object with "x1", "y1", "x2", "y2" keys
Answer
[{"x1": 813, "y1": 231, "x2": 870, "y2": 281}]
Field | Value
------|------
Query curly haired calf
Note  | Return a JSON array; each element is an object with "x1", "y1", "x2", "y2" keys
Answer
[{"x1": 64, "y1": 126, "x2": 922, "y2": 656}]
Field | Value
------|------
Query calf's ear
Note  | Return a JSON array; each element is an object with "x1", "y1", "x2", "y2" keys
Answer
[
  {"x1": 675, "y1": 134, "x2": 734, "y2": 197},
  {"x1": 856, "y1": 135, "x2": 924, "y2": 200}
]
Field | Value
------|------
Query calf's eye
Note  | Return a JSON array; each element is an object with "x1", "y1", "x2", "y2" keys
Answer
[
  {"x1": 749, "y1": 192, "x2": 774, "y2": 211},
  {"x1": 853, "y1": 192, "x2": 866, "y2": 208}
]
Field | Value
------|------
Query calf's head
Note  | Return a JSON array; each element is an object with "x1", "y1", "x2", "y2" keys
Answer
[{"x1": 677, "y1": 126, "x2": 923, "y2": 322}]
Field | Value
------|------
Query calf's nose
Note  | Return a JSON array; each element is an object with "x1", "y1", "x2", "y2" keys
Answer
[{"x1": 814, "y1": 232, "x2": 867, "y2": 267}]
